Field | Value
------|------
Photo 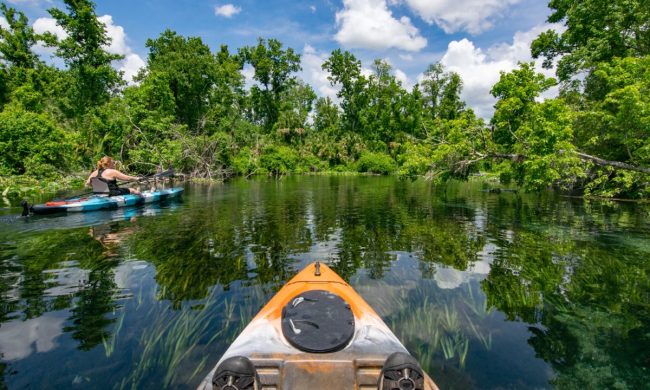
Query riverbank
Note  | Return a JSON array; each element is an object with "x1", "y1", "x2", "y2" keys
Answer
[
  {"x1": 2, "y1": 170, "x2": 648, "y2": 209},
  {"x1": 0, "y1": 174, "x2": 86, "y2": 206}
]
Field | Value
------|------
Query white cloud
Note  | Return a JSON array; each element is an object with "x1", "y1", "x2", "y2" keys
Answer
[
  {"x1": 241, "y1": 63, "x2": 256, "y2": 90},
  {"x1": 0, "y1": 16, "x2": 9, "y2": 30},
  {"x1": 31, "y1": 17, "x2": 67, "y2": 57},
  {"x1": 335, "y1": 0, "x2": 427, "y2": 52},
  {"x1": 32, "y1": 17, "x2": 67, "y2": 39},
  {"x1": 300, "y1": 44, "x2": 338, "y2": 99},
  {"x1": 404, "y1": 0, "x2": 521, "y2": 34},
  {"x1": 215, "y1": 4, "x2": 242, "y2": 18},
  {"x1": 310, "y1": 5, "x2": 317, "y2": 13},
  {"x1": 0, "y1": 314, "x2": 65, "y2": 361},
  {"x1": 398, "y1": 53, "x2": 413, "y2": 61},
  {"x1": 98, "y1": 15, "x2": 129, "y2": 56},
  {"x1": 439, "y1": 23, "x2": 563, "y2": 118},
  {"x1": 30, "y1": 15, "x2": 145, "y2": 84},
  {"x1": 98, "y1": 15, "x2": 145, "y2": 84},
  {"x1": 5, "y1": 0, "x2": 52, "y2": 6},
  {"x1": 360, "y1": 65, "x2": 374, "y2": 79},
  {"x1": 119, "y1": 53, "x2": 146, "y2": 84},
  {"x1": 394, "y1": 68, "x2": 409, "y2": 86}
]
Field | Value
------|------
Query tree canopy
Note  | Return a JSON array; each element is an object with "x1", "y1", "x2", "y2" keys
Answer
[{"x1": 0, "y1": 0, "x2": 648, "y2": 199}]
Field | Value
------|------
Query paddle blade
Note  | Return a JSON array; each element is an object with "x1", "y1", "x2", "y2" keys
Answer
[{"x1": 155, "y1": 168, "x2": 175, "y2": 178}]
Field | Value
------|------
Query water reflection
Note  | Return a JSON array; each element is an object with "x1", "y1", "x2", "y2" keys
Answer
[
  {"x1": 0, "y1": 177, "x2": 648, "y2": 389},
  {"x1": 0, "y1": 313, "x2": 65, "y2": 360}
]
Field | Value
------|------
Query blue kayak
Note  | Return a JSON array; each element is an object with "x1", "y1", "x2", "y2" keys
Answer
[{"x1": 30, "y1": 187, "x2": 184, "y2": 215}]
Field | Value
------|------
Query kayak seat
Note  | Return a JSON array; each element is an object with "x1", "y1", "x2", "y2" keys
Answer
[
  {"x1": 90, "y1": 177, "x2": 110, "y2": 194},
  {"x1": 379, "y1": 352, "x2": 425, "y2": 390},
  {"x1": 212, "y1": 356, "x2": 260, "y2": 390}
]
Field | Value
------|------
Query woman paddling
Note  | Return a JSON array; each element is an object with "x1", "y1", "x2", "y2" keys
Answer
[{"x1": 85, "y1": 156, "x2": 142, "y2": 196}]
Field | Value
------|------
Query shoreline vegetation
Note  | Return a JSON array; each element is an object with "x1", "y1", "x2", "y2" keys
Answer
[
  {"x1": 1, "y1": 0, "x2": 649, "y2": 204},
  {"x1": 4, "y1": 172, "x2": 650, "y2": 209}
]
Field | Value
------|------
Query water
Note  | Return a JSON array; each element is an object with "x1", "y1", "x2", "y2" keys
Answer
[{"x1": 0, "y1": 176, "x2": 648, "y2": 389}]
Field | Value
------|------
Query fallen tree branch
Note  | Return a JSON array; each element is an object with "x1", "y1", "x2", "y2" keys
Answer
[
  {"x1": 574, "y1": 151, "x2": 650, "y2": 174},
  {"x1": 461, "y1": 151, "x2": 649, "y2": 174}
]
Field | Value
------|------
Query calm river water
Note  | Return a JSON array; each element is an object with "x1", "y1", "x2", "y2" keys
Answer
[{"x1": 0, "y1": 177, "x2": 648, "y2": 389}]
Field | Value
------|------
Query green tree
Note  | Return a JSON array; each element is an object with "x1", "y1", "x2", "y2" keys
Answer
[
  {"x1": 530, "y1": 1, "x2": 650, "y2": 198},
  {"x1": 577, "y1": 56, "x2": 650, "y2": 197},
  {"x1": 532, "y1": 0, "x2": 650, "y2": 81},
  {"x1": 312, "y1": 97, "x2": 340, "y2": 134},
  {"x1": 490, "y1": 62, "x2": 557, "y2": 149},
  {"x1": 47, "y1": 0, "x2": 124, "y2": 114},
  {"x1": 0, "y1": 107, "x2": 71, "y2": 176},
  {"x1": 275, "y1": 80, "x2": 316, "y2": 139},
  {"x1": 427, "y1": 110, "x2": 489, "y2": 181},
  {"x1": 322, "y1": 49, "x2": 368, "y2": 135},
  {"x1": 489, "y1": 63, "x2": 582, "y2": 190},
  {"x1": 206, "y1": 45, "x2": 246, "y2": 134},
  {"x1": 239, "y1": 38, "x2": 301, "y2": 131},
  {"x1": 0, "y1": 63, "x2": 7, "y2": 107},
  {"x1": 420, "y1": 63, "x2": 465, "y2": 120},
  {"x1": 143, "y1": 30, "x2": 225, "y2": 132},
  {"x1": 0, "y1": 4, "x2": 56, "y2": 112},
  {"x1": 361, "y1": 59, "x2": 414, "y2": 146},
  {"x1": 0, "y1": 4, "x2": 40, "y2": 70}
]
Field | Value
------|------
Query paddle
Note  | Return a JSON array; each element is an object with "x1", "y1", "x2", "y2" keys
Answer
[
  {"x1": 117, "y1": 168, "x2": 175, "y2": 185},
  {"x1": 141, "y1": 167, "x2": 175, "y2": 181}
]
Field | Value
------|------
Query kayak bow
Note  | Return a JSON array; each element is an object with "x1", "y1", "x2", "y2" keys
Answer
[{"x1": 200, "y1": 262, "x2": 439, "y2": 390}]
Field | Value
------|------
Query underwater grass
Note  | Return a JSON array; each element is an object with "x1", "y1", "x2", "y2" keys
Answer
[
  {"x1": 101, "y1": 309, "x2": 126, "y2": 358},
  {"x1": 119, "y1": 283, "x2": 269, "y2": 389},
  {"x1": 358, "y1": 277, "x2": 494, "y2": 371}
]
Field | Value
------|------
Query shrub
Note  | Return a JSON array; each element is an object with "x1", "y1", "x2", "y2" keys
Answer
[
  {"x1": 0, "y1": 107, "x2": 71, "y2": 176},
  {"x1": 260, "y1": 145, "x2": 298, "y2": 175},
  {"x1": 356, "y1": 152, "x2": 396, "y2": 175},
  {"x1": 396, "y1": 142, "x2": 434, "y2": 177},
  {"x1": 296, "y1": 153, "x2": 325, "y2": 173},
  {"x1": 232, "y1": 147, "x2": 258, "y2": 175}
]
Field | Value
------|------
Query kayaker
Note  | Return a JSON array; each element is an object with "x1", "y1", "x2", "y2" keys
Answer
[{"x1": 85, "y1": 156, "x2": 142, "y2": 196}]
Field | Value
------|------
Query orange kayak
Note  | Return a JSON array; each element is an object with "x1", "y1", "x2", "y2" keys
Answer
[{"x1": 199, "y1": 262, "x2": 439, "y2": 390}]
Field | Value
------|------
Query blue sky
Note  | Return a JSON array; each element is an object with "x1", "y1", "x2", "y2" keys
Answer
[{"x1": 2, "y1": 0, "x2": 562, "y2": 118}]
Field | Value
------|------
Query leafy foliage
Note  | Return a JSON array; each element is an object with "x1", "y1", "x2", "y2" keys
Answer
[
  {"x1": 356, "y1": 152, "x2": 396, "y2": 175},
  {"x1": 260, "y1": 145, "x2": 299, "y2": 175},
  {"x1": 0, "y1": 0, "x2": 648, "y2": 200},
  {"x1": 46, "y1": 0, "x2": 124, "y2": 114},
  {"x1": 532, "y1": 0, "x2": 650, "y2": 81},
  {"x1": 0, "y1": 107, "x2": 71, "y2": 176},
  {"x1": 239, "y1": 38, "x2": 301, "y2": 131}
]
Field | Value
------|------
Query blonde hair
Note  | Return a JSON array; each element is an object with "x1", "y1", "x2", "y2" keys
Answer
[{"x1": 97, "y1": 156, "x2": 115, "y2": 170}]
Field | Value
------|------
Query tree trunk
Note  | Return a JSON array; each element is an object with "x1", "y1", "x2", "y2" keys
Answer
[
  {"x1": 476, "y1": 151, "x2": 650, "y2": 174},
  {"x1": 574, "y1": 151, "x2": 650, "y2": 174}
]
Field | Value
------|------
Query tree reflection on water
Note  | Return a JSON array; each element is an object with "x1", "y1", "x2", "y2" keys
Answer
[{"x1": 0, "y1": 177, "x2": 648, "y2": 389}]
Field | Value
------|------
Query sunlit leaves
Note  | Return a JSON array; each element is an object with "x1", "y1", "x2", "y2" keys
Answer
[
  {"x1": 533, "y1": 0, "x2": 650, "y2": 80},
  {"x1": 239, "y1": 38, "x2": 301, "y2": 131},
  {"x1": 47, "y1": 0, "x2": 123, "y2": 113}
]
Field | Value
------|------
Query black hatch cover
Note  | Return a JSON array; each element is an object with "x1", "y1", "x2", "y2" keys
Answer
[{"x1": 281, "y1": 290, "x2": 355, "y2": 353}]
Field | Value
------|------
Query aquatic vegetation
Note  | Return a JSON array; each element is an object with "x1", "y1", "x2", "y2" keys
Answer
[
  {"x1": 355, "y1": 277, "x2": 494, "y2": 371},
  {"x1": 101, "y1": 310, "x2": 125, "y2": 358},
  {"x1": 1, "y1": 178, "x2": 648, "y2": 389},
  {"x1": 122, "y1": 284, "x2": 271, "y2": 389}
]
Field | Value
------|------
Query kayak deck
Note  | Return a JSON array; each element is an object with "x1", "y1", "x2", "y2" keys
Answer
[
  {"x1": 199, "y1": 262, "x2": 439, "y2": 390},
  {"x1": 31, "y1": 187, "x2": 184, "y2": 214}
]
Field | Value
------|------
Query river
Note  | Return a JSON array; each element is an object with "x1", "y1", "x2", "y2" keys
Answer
[{"x1": 1, "y1": 176, "x2": 648, "y2": 389}]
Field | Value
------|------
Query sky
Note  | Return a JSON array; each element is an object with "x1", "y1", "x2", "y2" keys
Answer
[{"x1": 2, "y1": 0, "x2": 563, "y2": 118}]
